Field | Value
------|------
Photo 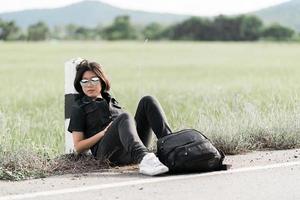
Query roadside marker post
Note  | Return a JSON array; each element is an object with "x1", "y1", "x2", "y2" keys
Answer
[{"x1": 64, "y1": 58, "x2": 83, "y2": 153}]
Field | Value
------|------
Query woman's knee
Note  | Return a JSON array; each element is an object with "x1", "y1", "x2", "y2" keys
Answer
[
  {"x1": 117, "y1": 112, "x2": 132, "y2": 121},
  {"x1": 140, "y1": 95, "x2": 156, "y2": 105}
]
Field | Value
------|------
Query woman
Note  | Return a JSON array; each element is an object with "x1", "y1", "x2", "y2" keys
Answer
[{"x1": 68, "y1": 59, "x2": 172, "y2": 176}]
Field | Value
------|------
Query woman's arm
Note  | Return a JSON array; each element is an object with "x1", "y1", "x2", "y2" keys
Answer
[{"x1": 72, "y1": 123, "x2": 112, "y2": 153}]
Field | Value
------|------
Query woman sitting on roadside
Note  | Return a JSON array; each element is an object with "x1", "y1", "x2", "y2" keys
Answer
[{"x1": 68, "y1": 59, "x2": 172, "y2": 176}]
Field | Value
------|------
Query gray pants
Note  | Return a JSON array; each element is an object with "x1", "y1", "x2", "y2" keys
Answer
[{"x1": 95, "y1": 96, "x2": 172, "y2": 165}]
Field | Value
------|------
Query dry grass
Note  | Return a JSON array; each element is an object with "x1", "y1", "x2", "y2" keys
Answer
[{"x1": 0, "y1": 149, "x2": 111, "y2": 181}]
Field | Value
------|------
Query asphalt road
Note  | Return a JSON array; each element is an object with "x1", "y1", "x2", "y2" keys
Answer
[{"x1": 1, "y1": 161, "x2": 299, "y2": 200}]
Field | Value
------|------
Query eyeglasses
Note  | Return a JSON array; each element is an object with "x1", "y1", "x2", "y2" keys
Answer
[{"x1": 80, "y1": 77, "x2": 100, "y2": 87}]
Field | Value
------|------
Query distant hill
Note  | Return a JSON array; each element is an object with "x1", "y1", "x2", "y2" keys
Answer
[
  {"x1": 253, "y1": 0, "x2": 300, "y2": 32},
  {"x1": 0, "y1": 0, "x2": 190, "y2": 28},
  {"x1": 1, "y1": 0, "x2": 299, "y2": 32}
]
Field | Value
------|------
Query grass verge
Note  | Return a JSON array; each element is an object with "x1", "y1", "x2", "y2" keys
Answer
[{"x1": 0, "y1": 149, "x2": 110, "y2": 181}]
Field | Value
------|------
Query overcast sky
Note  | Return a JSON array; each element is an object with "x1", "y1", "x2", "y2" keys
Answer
[{"x1": 0, "y1": 0, "x2": 290, "y2": 16}]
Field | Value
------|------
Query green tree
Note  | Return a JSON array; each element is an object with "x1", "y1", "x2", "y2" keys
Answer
[
  {"x1": 51, "y1": 25, "x2": 66, "y2": 40},
  {"x1": 0, "y1": 18, "x2": 20, "y2": 40},
  {"x1": 169, "y1": 17, "x2": 215, "y2": 40},
  {"x1": 102, "y1": 15, "x2": 137, "y2": 40},
  {"x1": 213, "y1": 15, "x2": 242, "y2": 41},
  {"x1": 27, "y1": 21, "x2": 49, "y2": 41},
  {"x1": 238, "y1": 15, "x2": 263, "y2": 41},
  {"x1": 262, "y1": 24, "x2": 295, "y2": 41},
  {"x1": 64, "y1": 24, "x2": 78, "y2": 40},
  {"x1": 75, "y1": 26, "x2": 99, "y2": 40},
  {"x1": 142, "y1": 23, "x2": 165, "y2": 40},
  {"x1": 62, "y1": 24, "x2": 100, "y2": 40}
]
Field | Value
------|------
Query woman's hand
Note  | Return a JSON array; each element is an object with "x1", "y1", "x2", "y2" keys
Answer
[
  {"x1": 101, "y1": 122, "x2": 112, "y2": 136},
  {"x1": 72, "y1": 121, "x2": 113, "y2": 153}
]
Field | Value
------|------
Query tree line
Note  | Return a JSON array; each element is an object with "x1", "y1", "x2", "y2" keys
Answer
[{"x1": 0, "y1": 15, "x2": 297, "y2": 41}]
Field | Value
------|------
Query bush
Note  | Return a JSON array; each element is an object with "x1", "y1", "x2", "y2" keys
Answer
[{"x1": 262, "y1": 23, "x2": 295, "y2": 41}]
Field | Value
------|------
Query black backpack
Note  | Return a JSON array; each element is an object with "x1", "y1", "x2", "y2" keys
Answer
[{"x1": 157, "y1": 129, "x2": 225, "y2": 173}]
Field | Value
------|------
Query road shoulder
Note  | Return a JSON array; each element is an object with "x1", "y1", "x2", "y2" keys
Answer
[{"x1": 0, "y1": 148, "x2": 299, "y2": 197}]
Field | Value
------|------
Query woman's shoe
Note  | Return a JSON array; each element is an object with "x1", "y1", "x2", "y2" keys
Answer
[{"x1": 138, "y1": 153, "x2": 169, "y2": 176}]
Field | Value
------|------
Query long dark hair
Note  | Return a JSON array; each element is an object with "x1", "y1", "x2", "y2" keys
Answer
[{"x1": 74, "y1": 59, "x2": 111, "y2": 95}]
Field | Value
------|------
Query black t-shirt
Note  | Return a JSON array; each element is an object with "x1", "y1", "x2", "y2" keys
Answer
[{"x1": 68, "y1": 92, "x2": 123, "y2": 156}]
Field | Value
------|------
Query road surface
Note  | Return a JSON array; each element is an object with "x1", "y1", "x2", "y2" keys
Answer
[{"x1": 1, "y1": 149, "x2": 299, "y2": 200}]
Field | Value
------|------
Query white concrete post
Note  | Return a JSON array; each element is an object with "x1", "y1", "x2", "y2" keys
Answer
[{"x1": 64, "y1": 58, "x2": 83, "y2": 153}]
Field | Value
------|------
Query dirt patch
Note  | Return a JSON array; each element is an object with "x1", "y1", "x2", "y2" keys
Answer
[{"x1": 48, "y1": 153, "x2": 139, "y2": 175}]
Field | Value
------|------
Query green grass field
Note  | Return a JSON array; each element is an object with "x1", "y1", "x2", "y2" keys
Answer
[{"x1": 0, "y1": 41, "x2": 300, "y2": 179}]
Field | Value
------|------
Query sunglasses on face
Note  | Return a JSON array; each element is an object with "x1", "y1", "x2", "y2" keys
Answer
[{"x1": 80, "y1": 77, "x2": 100, "y2": 87}]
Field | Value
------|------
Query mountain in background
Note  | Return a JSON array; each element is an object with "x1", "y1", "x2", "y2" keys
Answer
[
  {"x1": 0, "y1": 0, "x2": 299, "y2": 32},
  {"x1": 253, "y1": 0, "x2": 300, "y2": 31},
  {"x1": 0, "y1": 0, "x2": 190, "y2": 29}
]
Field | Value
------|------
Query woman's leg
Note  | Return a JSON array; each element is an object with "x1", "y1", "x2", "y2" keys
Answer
[
  {"x1": 96, "y1": 113, "x2": 148, "y2": 164},
  {"x1": 96, "y1": 111, "x2": 169, "y2": 176},
  {"x1": 134, "y1": 96, "x2": 172, "y2": 147}
]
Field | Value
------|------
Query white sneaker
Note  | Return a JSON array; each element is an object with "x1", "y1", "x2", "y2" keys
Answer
[{"x1": 139, "y1": 153, "x2": 169, "y2": 176}]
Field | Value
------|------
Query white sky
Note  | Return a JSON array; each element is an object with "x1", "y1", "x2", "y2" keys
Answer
[{"x1": 0, "y1": 0, "x2": 290, "y2": 16}]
